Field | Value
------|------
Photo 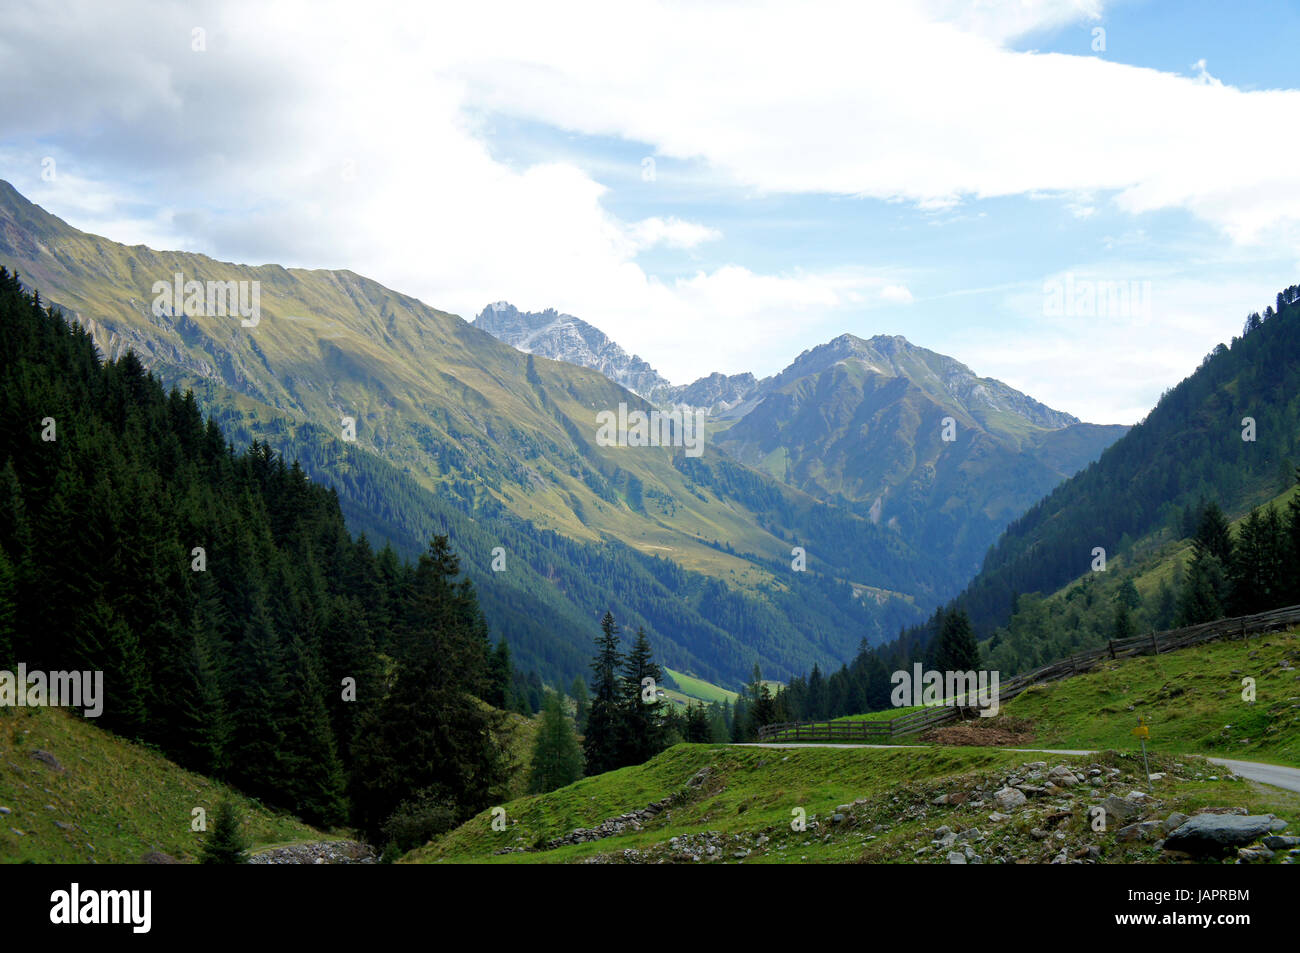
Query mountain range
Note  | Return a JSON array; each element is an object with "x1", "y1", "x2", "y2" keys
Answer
[
  {"x1": 475, "y1": 304, "x2": 1128, "y2": 580},
  {"x1": 0, "y1": 179, "x2": 1124, "y2": 687}
]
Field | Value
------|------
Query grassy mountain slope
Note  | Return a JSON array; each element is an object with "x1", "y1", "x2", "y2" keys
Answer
[
  {"x1": 1002, "y1": 629, "x2": 1300, "y2": 767},
  {"x1": 405, "y1": 629, "x2": 1300, "y2": 864},
  {"x1": 716, "y1": 333, "x2": 1127, "y2": 579},
  {"x1": 0, "y1": 705, "x2": 324, "y2": 863},
  {"x1": 0, "y1": 181, "x2": 928, "y2": 684},
  {"x1": 943, "y1": 293, "x2": 1300, "y2": 637}
]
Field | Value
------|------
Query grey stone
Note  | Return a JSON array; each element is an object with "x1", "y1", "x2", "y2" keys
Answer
[
  {"x1": 994, "y1": 787, "x2": 1027, "y2": 811},
  {"x1": 1164, "y1": 814, "x2": 1280, "y2": 854},
  {"x1": 946, "y1": 851, "x2": 966, "y2": 864},
  {"x1": 1116, "y1": 821, "x2": 1161, "y2": 842},
  {"x1": 1263, "y1": 835, "x2": 1299, "y2": 850},
  {"x1": 1099, "y1": 795, "x2": 1146, "y2": 824},
  {"x1": 1237, "y1": 846, "x2": 1274, "y2": 863},
  {"x1": 1048, "y1": 765, "x2": 1080, "y2": 786},
  {"x1": 30, "y1": 750, "x2": 63, "y2": 772},
  {"x1": 1162, "y1": 812, "x2": 1189, "y2": 833}
]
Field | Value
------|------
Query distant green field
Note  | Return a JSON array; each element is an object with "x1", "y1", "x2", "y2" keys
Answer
[{"x1": 664, "y1": 667, "x2": 739, "y2": 705}]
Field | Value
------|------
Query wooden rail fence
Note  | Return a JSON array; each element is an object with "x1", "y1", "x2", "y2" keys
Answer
[{"x1": 757, "y1": 603, "x2": 1300, "y2": 742}]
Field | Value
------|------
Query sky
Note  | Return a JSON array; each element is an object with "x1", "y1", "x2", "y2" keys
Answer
[{"x1": 4, "y1": 0, "x2": 1300, "y2": 424}]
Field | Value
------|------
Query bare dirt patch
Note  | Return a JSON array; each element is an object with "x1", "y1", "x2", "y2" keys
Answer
[{"x1": 919, "y1": 716, "x2": 1035, "y2": 747}]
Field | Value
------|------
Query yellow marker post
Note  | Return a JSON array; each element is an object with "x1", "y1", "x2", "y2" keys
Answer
[{"x1": 1133, "y1": 716, "x2": 1152, "y2": 787}]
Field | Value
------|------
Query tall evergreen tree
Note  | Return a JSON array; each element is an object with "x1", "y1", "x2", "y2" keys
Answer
[
  {"x1": 933, "y1": 608, "x2": 980, "y2": 672},
  {"x1": 620, "y1": 627, "x2": 666, "y2": 765},
  {"x1": 570, "y1": 674, "x2": 590, "y2": 733},
  {"x1": 528, "y1": 691, "x2": 584, "y2": 794},
  {"x1": 582, "y1": 611, "x2": 624, "y2": 776}
]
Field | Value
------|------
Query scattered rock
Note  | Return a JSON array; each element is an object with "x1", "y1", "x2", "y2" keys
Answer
[
  {"x1": 994, "y1": 787, "x2": 1027, "y2": 811},
  {"x1": 1263, "y1": 835, "x2": 1300, "y2": 850},
  {"x1": 1048, "y1": 766, "x2": 1080, "y2": 786},
  {"x1": 248, "y1": 841, "x2": 377, "y2": 864},
  {"x1": 1099, "y1": 794, "x2": 1147, "y2": 824},
  {"x1": 1164, "y1": 814, "x2": 1282, "y2": 855},
  {"x1": 1116, "y1": 821, "x2": 1160, "y2": 842},
  {"x1": 30, "y1": 750, "x2": 63, "y2": 772},
  {"x1": 1236, "y1": 846, "x2": 1274, "y2": 863}
]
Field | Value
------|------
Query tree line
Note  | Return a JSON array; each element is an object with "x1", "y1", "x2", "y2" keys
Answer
[{"x1": 0, "y1": 269, "x2": 520, "y2": 854}]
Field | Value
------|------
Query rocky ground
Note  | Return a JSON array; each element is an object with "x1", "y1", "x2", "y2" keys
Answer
[
  {"x1": 550, "y1": 755, "x2": 1296, "y2": 864},
  {"x1": 247, "y1": 840, "x2": 377, "y2": 864}
]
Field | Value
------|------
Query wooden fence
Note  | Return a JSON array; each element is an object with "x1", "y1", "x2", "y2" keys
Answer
[{"x1": 757, "y1": 603, "x2": 1300, "y2": 742}]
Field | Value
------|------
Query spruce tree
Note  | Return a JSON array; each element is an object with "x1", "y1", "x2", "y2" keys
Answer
[
  {"x1": 529, "y1": 691, "x2": 584, "y2": 794},
  {"x1": 620, "y1": 627, "x2": 666, "y2": 766},
  {"x1": 582, "y1": 611, "x2": 624, "y2": 775},
  {"x1": 199, "y1": 800, "x2": 248, "y2": 864},
  {"x1": 570, "y1": 675, "x2": 590, "y2": 733},
  {"x1": 934, "y1": 608, "x2": 980, "y2": 672}
]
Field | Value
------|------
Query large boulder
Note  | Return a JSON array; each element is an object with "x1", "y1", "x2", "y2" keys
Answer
[
  {"x1": 1098, "y1": 794, "x2": 1146, "y2": 825},
  {"x1": 1164, "y1": 814, "x2": 1279, "y2": 855},
  {"x1": 994, "y1": 787, "x2": 1027, "y2": 811}
]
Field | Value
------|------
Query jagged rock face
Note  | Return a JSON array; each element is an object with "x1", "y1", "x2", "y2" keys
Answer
[
  {"x1": 473, "y1": 303, "x2": 673, "y2": 401},
  {"x1": 662, "y1": 371, "x2": 761, "y2": 415},
  {"x1": 473, "y1": 302, "x2": 762, "y2": 414},
  {"x1": 773, "y1": 333, "x2": 1079, "y2": 431}
]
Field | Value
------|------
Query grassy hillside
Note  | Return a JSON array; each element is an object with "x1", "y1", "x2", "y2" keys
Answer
[
  {"x1": 939, "y1": 290, "x2": 1300, "y2": 638},
  {"x1": 402, "y1": 744, "x2": 1031, "y2": 863},
  {"x1": 664, "y1": 668, "x2": 739, "y2": 704},
  {"x1": 0, "y1": 706, "x2": 325, "y2": 863},
  {"x1": 0, "y1": 180, "x2": 927, "y2": 685},
  {"x1": 1001, "y1": 629, "x2": 1300, "y2": 767},
  {"x1": 401, "y1": 742, "x2": 1297, "y2": 864}
]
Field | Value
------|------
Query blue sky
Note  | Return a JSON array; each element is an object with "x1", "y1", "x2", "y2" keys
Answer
[{"x1": 3, "y1": 0, "x2": 1300, "y2": 423}]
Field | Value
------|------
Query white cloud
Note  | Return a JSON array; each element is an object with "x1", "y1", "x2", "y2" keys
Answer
[
  {"x1": 624, "y1": 216, "x2": 722, "y2": 251},
  {"x1": 1, "y1": 0, "x2": 1295, "y2": 420}
]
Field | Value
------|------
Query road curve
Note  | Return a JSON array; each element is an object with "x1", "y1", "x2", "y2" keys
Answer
[{"x1": 734, "y1": 743, "x2": 1300, "y2": 793}]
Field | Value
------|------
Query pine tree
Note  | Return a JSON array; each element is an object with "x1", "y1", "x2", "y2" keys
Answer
[
  {"x1": 199, "y1": 800, "x2": 248, "y2": 864},
  {"x1": 0, "y1": 545, "x2": 13, "y2": 668},
  {"x1": 684, "y1": 703, "x2": 712, "y2": 743},
  {"x1": 1193, "y1": 502, "x2": 1234, "y2": 565},
  {"x1": 529, "y1": 691, "x2": 584, "y2": 794},
  {"x1": 582, "y1": 611, "x2": 624, "y2": 775},
  {"x1": 934, "y1": 608, "x2": 980, "y2": 672},
  {"x1": 1177, "y1": 552, "x2": 1227, "y2": 625},
  {"x1": 487, "y1": 638, "x2": 513, "y2": 709},
  {"x1": 1111, "y1": 599, "x2": 1135, "y2": 642},
  {"x1": 747, "y1": 664, "x2": 776, "y2": 732},
  {"x1": 619, "y1": 626, "x2": 665, "y2": 766},
  {"x1": 570, "y1": 675, "x2": 590, "y2": 733}
]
